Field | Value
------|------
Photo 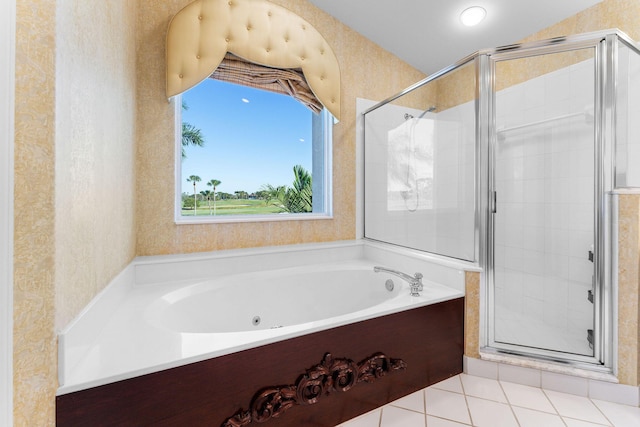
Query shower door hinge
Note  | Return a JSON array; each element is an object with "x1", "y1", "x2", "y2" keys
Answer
[{"x1": 491, "y1": 191, "x2": 497, "y2": 213}]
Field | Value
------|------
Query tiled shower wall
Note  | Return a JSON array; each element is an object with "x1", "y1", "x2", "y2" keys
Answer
[
  {"x1": 616, "y1": 41, "x2": 640, "y2": 187},
  {"x1": 493, "y1": 57, "x2": 596, "y2": 355}
]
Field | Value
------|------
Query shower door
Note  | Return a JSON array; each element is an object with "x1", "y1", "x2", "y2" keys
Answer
[{"x1": 489, "y1": 47, "x2": 599, "y2": 361}]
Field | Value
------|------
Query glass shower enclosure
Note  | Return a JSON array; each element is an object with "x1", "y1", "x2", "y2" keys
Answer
[
  {"x1": 362, "y1": 30, "x2": 640, "y2": 370},
  {"x1": 490, "y1": 44, "x2": 599, "y2": 362},
  {"x1": 362, "y1": 59, "x2": 477, "y2": 262}
]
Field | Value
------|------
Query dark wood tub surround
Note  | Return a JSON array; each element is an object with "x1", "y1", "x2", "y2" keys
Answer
[
  {"x1": 57, "y1": 297, "x2": 464, "y2": 427},
  {"x1": 224, "y1": 352, "x2": 408, "y2": 426}
]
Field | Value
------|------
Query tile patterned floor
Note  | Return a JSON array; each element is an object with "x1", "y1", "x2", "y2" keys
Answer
[{"x1": 337, "y1": 374, "x2": 640, "y2": 427}]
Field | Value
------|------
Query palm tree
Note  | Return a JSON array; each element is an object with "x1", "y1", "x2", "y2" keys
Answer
[
  {"x1": 200, "y1": 190, "x2": 213, "y2": 215},
  {"x1": 187, "y1": 175, "x2": 201, "y2": 215},
  {"x1": 207, "y1": 179, "x2": 221, "y2": 215},
  {"x1": 181, "y1": 101, "x2": 205, "y2": 159},
  {"x1": 259, "y1": 184, "x2": 287, "y2": 211},
  {"x1": 284, "y1": 165, "x2": 312, "y2": 213},
  {"x1": 259, "y1": 166, "x2": 312, "y2": 213}
]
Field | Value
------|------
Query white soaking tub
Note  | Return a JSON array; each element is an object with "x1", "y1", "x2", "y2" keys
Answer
[{"x1": 57, "y1": 240, "x2": 471, "y2": 396}]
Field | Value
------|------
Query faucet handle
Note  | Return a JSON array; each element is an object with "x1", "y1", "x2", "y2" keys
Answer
[{"x1": 414, "y1": 272, "x2": 424, "y2": 291}]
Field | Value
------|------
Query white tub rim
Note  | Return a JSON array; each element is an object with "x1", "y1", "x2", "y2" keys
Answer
[{"x1": 57, "y1": 240, "x2": 471, "y2": 395}]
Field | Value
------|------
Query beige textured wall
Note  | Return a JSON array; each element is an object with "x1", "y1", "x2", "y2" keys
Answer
[
  {"x1": 618, "y1": 194, "x2": 640, "y2": 385},
  {"x1": 435, "y1": 60, "x2": 476, "y2": 112},
  {"x1": 55, "y1": 0, "x2": 137, "y2": 330},
  {"x1": 14, "y1": 1, "x2": 57, "y2": 424},
  {"x1": 494, "y1": 49, "x2": 595, "y2": 93},
  {"x1": 464, "y1": 271, "x2": 481, "y2": 359},
  {"x1": 385, "y1": 77, "x2": 438, "y2": 113},
  {"x1": 13, "y1": 0, "x2": 138, "y2": 425},
  {"x1": 519, "y1": 0, "x2": 640, "y2": 44},
  {"x1": 435, "y1": 0, "x2": 640, "y2": 111},
  {"x1": 135, "y1": 0, "x2": 426, "y2": 255}
]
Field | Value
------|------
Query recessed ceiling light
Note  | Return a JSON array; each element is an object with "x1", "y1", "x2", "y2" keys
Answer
[{"x1": 460, "y1": 6, "x2": 486, "y2": 27}]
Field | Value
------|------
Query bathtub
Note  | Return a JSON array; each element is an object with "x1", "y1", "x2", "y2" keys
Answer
[
  {"x1": 147, "y1": 263, "x2": 416, "y2": 334},
  {"x1": 57, "y1": 240, "x2": 472, "y2": 426}
]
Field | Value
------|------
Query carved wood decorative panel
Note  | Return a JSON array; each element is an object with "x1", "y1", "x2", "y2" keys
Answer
[{"x1": 223, "y1": 352, "x2": 407, "y2": 426}]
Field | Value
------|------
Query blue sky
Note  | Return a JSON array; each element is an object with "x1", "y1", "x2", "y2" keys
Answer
[{"x1": 181, "y1": 78, "x2": 313, "y2": 195}]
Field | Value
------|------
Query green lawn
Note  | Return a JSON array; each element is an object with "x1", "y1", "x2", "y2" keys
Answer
[{"x1": 181, "y1": 199, "x2": 284, "y2": 216}]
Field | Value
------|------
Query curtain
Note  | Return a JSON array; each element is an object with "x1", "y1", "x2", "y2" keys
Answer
[{"x1": 209, "y1": 53, "x2": 323, "y2": 114}]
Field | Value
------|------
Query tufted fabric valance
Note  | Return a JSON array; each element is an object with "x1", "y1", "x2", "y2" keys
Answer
[{"x1": 166, "y1": 0, "x2": 341, "y2": 119}]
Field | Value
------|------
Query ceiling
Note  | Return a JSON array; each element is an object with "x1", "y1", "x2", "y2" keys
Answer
[{"x1": 308, "y1": 0, "x2": 603, "y2": 76}]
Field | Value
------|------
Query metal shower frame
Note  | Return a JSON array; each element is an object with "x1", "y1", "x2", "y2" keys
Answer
[{"x1": 362, "y1": 29, "x2": 640, "y2": 372}]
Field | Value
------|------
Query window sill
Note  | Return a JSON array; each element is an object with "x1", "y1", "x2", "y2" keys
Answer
[{"x1": 175, "y1": 212, "x2": 334, "y2": 224}]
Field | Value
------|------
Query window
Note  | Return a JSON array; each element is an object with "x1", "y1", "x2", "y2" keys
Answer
[{"x1": 176, "y1": 78, "x2": 332, "y2": 222}]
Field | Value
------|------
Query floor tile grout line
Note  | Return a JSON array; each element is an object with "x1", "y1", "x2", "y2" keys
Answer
[
  {"x1": 461, "y1": 374, "x2": 564, "y2": 413},
  {"x1": 588, "y1": 397, "x2": 616, "y2": 427},
  {"x1": 561, "y1": 414, "x2": 610, "y2": 426},
  {"x1": 497, "y1": 377, "x2": 522, "y2": 427},
  {"x1": 458, "y1": 374, "x2": 476, "y2": 426},
  {"x1": 422, "y1": 388, "x2": 427, "y2": 426},
  {"x1": 430, "y1": 385, "x2": 465, "y2": 395},
  {"x1": 462, "y1": 392, "x2": 475, "y2": 426},
  {"x1": 540, "y1": 388, "x2": 567, "y2": 426},
  {"x1": 425, "y1": 414, "x2": 473, "y2": 426},
  {"x1": 460, "y1": 374, "x2": 522, "y2": 405},
  {"x1": 426, "y1": 375, "x2": 475, "y2": 425},
  {"x1": 540, "y1": 388, "x2": 614, "y2": 427},
  {"x1": 387, "y1": 404, "x2": 425, "y2": 416},
  {"x1": 553, "y1": 409, "x2": 570, "y2": 427},
  {"x1": 499, "y1": 378, "x2": 563, "y2": 417},
  {"x1": 509, "y1": 402, "x2": 560, "y2": 415}
]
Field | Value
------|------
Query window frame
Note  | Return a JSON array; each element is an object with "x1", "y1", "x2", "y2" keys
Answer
[{"x1": 174, "y1": 93, "x2": 334, "y2": 224}]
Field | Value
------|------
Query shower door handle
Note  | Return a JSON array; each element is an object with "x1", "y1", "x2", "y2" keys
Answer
[{"x1": 491, "y1": 191, "x2": 497, "y2": 213}]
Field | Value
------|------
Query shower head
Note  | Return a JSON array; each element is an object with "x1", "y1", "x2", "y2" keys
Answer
[
  {"x1": 417, "y1": 106, "x2": 437, "y2": 118},
  {"x1": 405, "y1": 106, "x2": 437, "y2": 121}
]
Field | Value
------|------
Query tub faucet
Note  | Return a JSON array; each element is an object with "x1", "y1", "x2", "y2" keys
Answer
[{"x1": 373, "y1": 266, "x2": 423, "y2": 296}]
